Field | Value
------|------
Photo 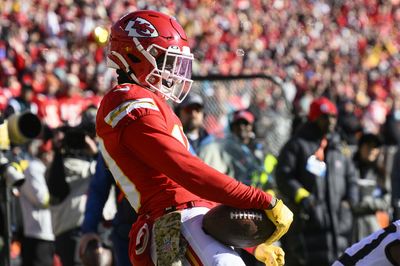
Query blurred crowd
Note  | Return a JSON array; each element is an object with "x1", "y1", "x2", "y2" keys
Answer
[
  {"x1": 1, "y1": 0, "x2": 400, "y2": 135},
  {"x1": 1, "y1": 0, "x2": 400, "y2": 265}
]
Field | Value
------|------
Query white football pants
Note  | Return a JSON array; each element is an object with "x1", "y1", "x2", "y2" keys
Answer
[{"x1": 150, "y1": 207, "x2": 246, "y2": 266}]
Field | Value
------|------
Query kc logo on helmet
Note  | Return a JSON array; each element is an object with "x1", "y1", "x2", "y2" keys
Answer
[{"x1": 125, "y1": 17, "x2": 159, "y2": 38}]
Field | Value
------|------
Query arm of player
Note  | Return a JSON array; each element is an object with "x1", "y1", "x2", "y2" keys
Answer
[{"x1": 120, "y1": 114, "x2": 274, "y2": 210}]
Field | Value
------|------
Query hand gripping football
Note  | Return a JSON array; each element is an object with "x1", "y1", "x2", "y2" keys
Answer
[{"x1": 202, "y1": 205, "x2": 276, "y2": 248}]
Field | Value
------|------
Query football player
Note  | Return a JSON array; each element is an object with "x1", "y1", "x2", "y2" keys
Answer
[
  {"x1": 96, "y1": 10, "x2": 293, "y2": 266},
  {"x1": 333, "y1": 220, "x2": 400, "y2": 266}
]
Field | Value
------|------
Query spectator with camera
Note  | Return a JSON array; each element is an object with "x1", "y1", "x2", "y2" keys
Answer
[
  {"x1": 47, "y1": 107, "x2": 98, "y2": 266},
  {"x1": 0, "y1": 108, "x2": 43, "y2": 265}
]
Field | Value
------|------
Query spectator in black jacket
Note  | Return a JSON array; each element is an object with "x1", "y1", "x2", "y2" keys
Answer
[
  {"x1": 351, "y1": 133, "x2": 389, "y2": 242},
  {"x1": 275, "y1": 97, "x2": 359, "y2": 266}
]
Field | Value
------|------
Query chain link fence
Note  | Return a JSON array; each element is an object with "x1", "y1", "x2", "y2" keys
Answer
[{"x1": 191, "y1": 75, "x2": 294, "y2": 157}]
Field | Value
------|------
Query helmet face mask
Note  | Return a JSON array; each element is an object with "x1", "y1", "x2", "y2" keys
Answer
[
  {"x1": 146, "y1": 45, "x2": 193, "y2": 103},
  {"x1": 107, "y1": 10, "x2": 194, "y2": 103}
]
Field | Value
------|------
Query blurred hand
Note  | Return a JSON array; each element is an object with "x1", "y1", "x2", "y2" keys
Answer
[
  {"x1": 84, "y1": 135, "x2": 98, "y2": 156},
  {"x1": 264, "y1": 199, "x2": 293, "y2": 245},
  {"x1": 78, "y1": 232, "x2": 102, "y2": 258},
  {"x1": 300, "y1": 194, "x2": 316, "y2": 215},
  {"x1": 254, "y1": 243, "x2": 285, "y2": 266},
  {"x1": 299, "y1": 195, "x2": 325, "y2": 228}
]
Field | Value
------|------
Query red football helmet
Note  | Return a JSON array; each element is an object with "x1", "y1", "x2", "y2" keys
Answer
[{"x1": 107, "y1": 10, "x2": 194, "y2": 103}]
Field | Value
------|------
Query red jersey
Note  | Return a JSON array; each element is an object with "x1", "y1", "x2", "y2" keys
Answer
[{"x1": 96, "y1": 83, "x2": 273, "y2": 218}]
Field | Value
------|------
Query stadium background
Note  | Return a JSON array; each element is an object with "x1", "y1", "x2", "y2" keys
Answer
[
  {"x1": 1, "y1": 0, "x2": 400, "y2": 265},
  {"x1": 191, "y1": 75, "x2": 292, "y2": 157}
]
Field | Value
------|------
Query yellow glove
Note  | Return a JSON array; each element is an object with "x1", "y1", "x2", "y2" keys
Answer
[
  {"x1": 254, "y1": 243, "x2": 285, "y2": 266},
  {"x1": 264, "y1": 199, "x2": 293, "y2": 245}
]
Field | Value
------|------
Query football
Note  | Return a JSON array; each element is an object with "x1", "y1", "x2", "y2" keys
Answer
[{"x1": 202, "y1": 205, "x2": 276, "y2": 248}]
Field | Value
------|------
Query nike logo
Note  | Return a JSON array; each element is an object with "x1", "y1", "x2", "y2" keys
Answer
[{"x1": 114, "y1": 86, "x2": 130, "y2": 92}]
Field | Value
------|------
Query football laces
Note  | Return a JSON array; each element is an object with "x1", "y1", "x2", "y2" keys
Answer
[{"x1": 230, "y1": 210, "x2": 263, "y2": 221}]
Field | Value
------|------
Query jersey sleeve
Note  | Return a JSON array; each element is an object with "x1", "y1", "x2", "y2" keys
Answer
[{"x1": 120, "y1": 113, "x2": 273, "y2": 210}]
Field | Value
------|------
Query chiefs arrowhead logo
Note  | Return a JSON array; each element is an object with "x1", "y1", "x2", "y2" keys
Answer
[
  {"x1": 125, "y1": 17, "x2": 159, "y2": 38},
  {"x1": 135, "y1": 223, "x2": 149, "y2": 255}
]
